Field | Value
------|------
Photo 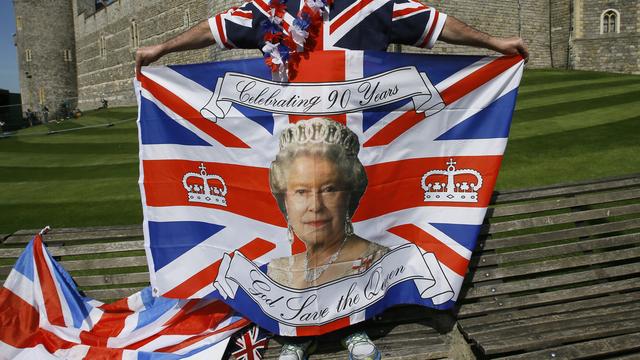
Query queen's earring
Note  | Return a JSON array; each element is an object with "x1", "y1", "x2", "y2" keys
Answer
[
  {"x1": 287, "y1": 217, "x2": 294, "y2": 243},
  {"x1": 345, "y1": 215, "x2": 354, "y2": 237}
]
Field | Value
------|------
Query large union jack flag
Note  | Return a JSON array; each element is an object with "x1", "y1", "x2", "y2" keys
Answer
[{"x1": 136, "y1": 49, "x2": 524, "y2": 336}]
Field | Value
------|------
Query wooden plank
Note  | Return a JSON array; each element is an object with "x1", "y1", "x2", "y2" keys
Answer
[
  {"x1": 60, "y1": 256, "x2": 148, "y2": 272},
  {"x1": 492, "y1": 175, "x2": 640, "y2": 203},
  {"x1": 484, "y1": 203, "x2": 640, "y2": 234},
  {"x1": 497, "y1": 332, "x2": 640, "y2": 360},
  {"x1": 489, "y1": 188, "x2": 640, "y2": 218},
  {"x1": 471, "y1": 246, "x2": 640, "y2": 283},
  {"x1": 1, "y1": 256, "x2": 147, "y2": 278},
  {"x1": 0, "y1": 240, "x2": 144, "y2": 258},
  {"x1": 465, "y1": 262, "x2": 640, "y2": 299},
  {"x1": 458, "y1": 278, "x2": 640, "y2": 317},
  {"x1": 481, "y1": 320, "x2": 640, "y2": 356},
  {"x1": 458, "y1": 292, "x2": 640, "y2": 329},
  {"x1": 10, "y1": 224, "x2": 141, "y2": 236},
  {"x1": 482, "y1": 219, "x2": 640, "y2": 251},
  {"x1": 374, "y1": 305, "x2": 452, "y2": 326},
  {"x1": 469, "y1": 305, "x2": 640, "y2": 343},
  {"x1": 83, "y1": 287, "x2": 143, "y2": 301},
  {"x1": 610, "y1": 353, "x2": 640, "y2": 360},
  {"x1": 459, "y1": 295, "x2": 640, "y2": 337},
  {"x1": 5, "y1": 226, "x2": 143, "y2": 245},
  {"x1": 362, "y1": 322, "x2": 441, "y2": 339},
  {"x1": 476, "y1": 233, "x2": 640, "y2": 267},
  {"x1": 74, "y1": 272, "x2": 150, "y2": 287}
]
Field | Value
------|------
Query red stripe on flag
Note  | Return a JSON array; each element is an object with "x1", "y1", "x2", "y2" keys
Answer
[
  {"x1": 296, "y1": 316, "x2": 351, "y2": 336},
  {"x1": 388, "y1": 224, "x2": 469, "y2": 276},
  {"x1": 363, "y1": 109, "x2": 425, "y2": 147},
  {"x1": 215, "y1": 14, "x2": 230, "y2": 48},
  {"x1": 155, "y1": 318, "x2": 250, "y2": 353},
  {"x1": 440, "y1": 55, "x2": 523, "y2": 105},
  {"x1": 330, "y1": 0, "x2": 375, "y2": 34},
  {"x1": 161, "y1": 300, "x2": 231, "y2": 333},
  {"x1": 32, "y1": 235, "x2": 66, "y2": 327},
  {"x1": 232, "y1": 10, "x2": 253, "y2": 19},
  {"x1": 83, "y1": 347, "x2": 125, "y2": 360},
  {"x1": 392, "y1": 7, "x2": 424, "y2": 19},
  {"x1": 163, "y1": 238, "x2": 276, "y2": 298},
  {"x1": 420, "y1": 10, "x2": 439, "y2": 48},
  {"x1": 142, "y1": 160, "x2": 285, "y2": 227},
  {"x1": 364, "y1": 55, "x2": 522, "y2": 146},
  {"x1": 0, "y1": 287, "x2": 78, "y2": 352},
  {"x1": 125, "y1": 300, "x2": 234, "y2": 350},
  {"x1": 0, "y1": 287, "x2": 40, "y2": 347},
  {"x1": 353, "y1": 156, "x2": 501, "y2": 221},
  {"x1": 288, "y1": 51, "x2": 347, "y2": 124},
  {"x1": 79, "y1": 305, "x2": 134, "y2": 347},
  {"x1": 254, "y1": 0, "x2": 271, "y2": 14},
  {"x1": 138, "y1": 73, "x2": 250, "y2": 148}
]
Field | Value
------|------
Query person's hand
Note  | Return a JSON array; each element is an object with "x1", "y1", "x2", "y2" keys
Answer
[
  {"x1": 135, "y1": 44, "x2": 166, "y2": 75},
  {"x1": 491, "y1": 37, "x2": 529, "y2": 63}
]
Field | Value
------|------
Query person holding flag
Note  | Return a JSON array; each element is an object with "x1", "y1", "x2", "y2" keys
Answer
[{"x1": 135, "y1": 1, "x2": 528, "y2": 360}]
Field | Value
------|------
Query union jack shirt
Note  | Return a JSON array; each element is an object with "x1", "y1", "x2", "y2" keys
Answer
[{"x1": 208, "y1": 0, "x2": 447, "y2": 51}]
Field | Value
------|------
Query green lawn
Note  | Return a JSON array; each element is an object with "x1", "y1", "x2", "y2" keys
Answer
[{"x1": 0, "y1": 69, "x2": 639, "y2": 234}]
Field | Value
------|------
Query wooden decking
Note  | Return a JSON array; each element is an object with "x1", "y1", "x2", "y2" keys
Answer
[{"x1": 1, "y1": 174, "x2": 639, "y2": 359}]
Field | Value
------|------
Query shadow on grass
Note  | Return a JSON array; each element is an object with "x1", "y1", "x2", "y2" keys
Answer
[
  {"x1": 508, "y1": 115, "x2": 640, "y2": 156},
  {"x1": 1, "y1": 139, "x2": 138, "y2": 154},
  {"x1": 0, "y1": 199, "x2": 142, "y2": 234},
  {"x1": 514, "y1": 90, "x2": 640, "y2": 123},
  {"x1": 0, "y1": 163, "x2": 139, "y2": 182},
  {"x1": 517, "y1": 78, "x2": 640, "y2": 102},
  {"x1": 520, "y1": 70, "x2": 621, "y2": 87},
  {"x1": 499, "y1": 115, "x2": 640, "y2": 189}
]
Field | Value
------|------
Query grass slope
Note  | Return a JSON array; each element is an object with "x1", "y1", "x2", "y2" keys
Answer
[{"x1": 0, "y1": 70, "x2": 638, "y2": 233}]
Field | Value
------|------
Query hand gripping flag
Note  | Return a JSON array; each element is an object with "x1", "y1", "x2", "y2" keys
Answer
[
  {"x1": 0, "y1": 234, "x2": 249, "y2": 359},
  {"x1": 136, "y1": 50, "x2": 524, "y2": 336}
]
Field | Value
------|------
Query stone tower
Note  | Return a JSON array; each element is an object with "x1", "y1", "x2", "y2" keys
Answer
[{"x1": 13, "y1": 0, "x2": 78, "y2": 114}]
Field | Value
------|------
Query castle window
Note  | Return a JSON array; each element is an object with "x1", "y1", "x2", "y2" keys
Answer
[
  {"x1": 99, "y1": 35, "x2": 107, "y2": 57},
  {"x1": 64, "y1": 49, "x2": 73, "y2": 62},
  {"x1": 25, "y1": 49, "x2": 32, "y2": 62},
  {"x1": 130, "y1": 20, "x2": 140, "y2": 48},
  {"x1": 601, "y1": 9, "x2": 620, "y2": 34},
  {"x1": 183, "y1": 9, "x2": 191, "y2": 28},
  {"x1": 16, "y1": 16, "x2": 22, "y2": 31}
]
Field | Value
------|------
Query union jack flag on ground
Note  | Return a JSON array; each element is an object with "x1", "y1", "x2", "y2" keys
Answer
[
  {"x1": 136, "y1": 49, "x2": 524, "y2": 336},
  {"x1": 0, "y1": 234, "x2": 248, "y2": 359}
]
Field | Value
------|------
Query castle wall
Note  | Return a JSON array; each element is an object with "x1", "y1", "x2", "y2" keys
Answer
[
  {"x1": 66, "y1": 0, "x2": 639, "y2": 109},
  {"x1": 13, "y1": 0, "x2": 78, "y2": 113},
  {"x1": 572, "y1": 0, "x2": 639, "y2": 74},
  {"x1": 73, "y1": 0, "x2": 214, "y2": 109},
  {"x1": 405, "y1": 1, "x2": 552, "y2": 69},
  {"x1": 550, "y1": 0, "x2": 572, "y2": 69}
]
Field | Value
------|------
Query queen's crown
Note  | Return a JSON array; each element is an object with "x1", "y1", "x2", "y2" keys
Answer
[
  {"x1": 279, "y1": 118, "x2": 360, "y2": 157},
  {"x1": 421, "y1": 159, "x2": 483, "y2": 203},
  {"x1": 183, "y1": 163, "x2": 228, "y2": 206}
]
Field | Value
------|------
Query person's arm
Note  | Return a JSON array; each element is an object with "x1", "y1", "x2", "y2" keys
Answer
[
  {"x1": 135, "y1": 20, "x2": 215, "y2": 75},
  {"x1": 439, "y1": 15, "x2": 529, "y2": 62}
]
